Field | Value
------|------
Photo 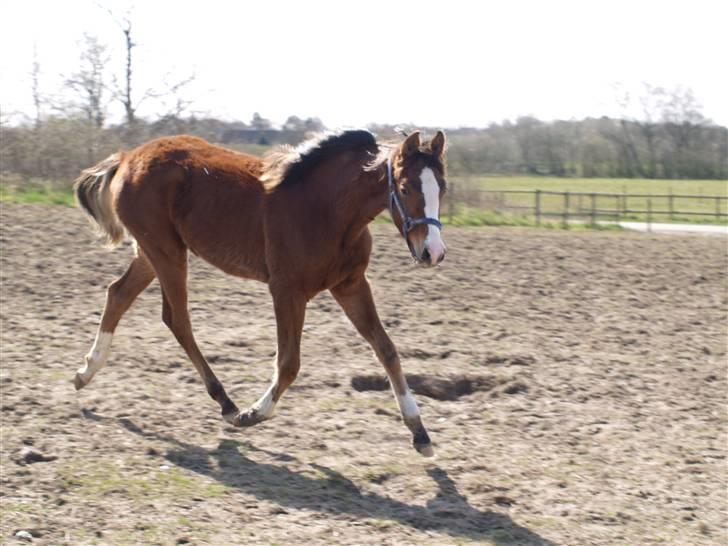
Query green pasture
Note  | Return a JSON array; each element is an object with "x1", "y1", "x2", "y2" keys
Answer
[
  {"x1": 454, "y1": 176, "x2": 727, "y2": 195},
  {"x1": 450, "y1": 176, "x2": 728, "y2": 224},
  {"x1": 0, "y1": 184, "x2": 75, "y2": 207}
]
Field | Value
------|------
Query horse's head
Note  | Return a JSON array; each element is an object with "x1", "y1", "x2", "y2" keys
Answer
[{"x1": 388, "y1": 131, "x2": 448, "y2": 267}]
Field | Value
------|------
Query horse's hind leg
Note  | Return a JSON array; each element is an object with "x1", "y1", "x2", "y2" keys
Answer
[
  {"x1": 228, "y1": 289, "x2": 306, "y2": 427},
  {"x1": 75, "y1": 251, "x2": 156, "y2": 390},
  {"x1": 145, "y1": 245, "x2": 240, "y2": 421},
  {"x1": 330, "y1": 274, "x2": 434, "y2": 457}
]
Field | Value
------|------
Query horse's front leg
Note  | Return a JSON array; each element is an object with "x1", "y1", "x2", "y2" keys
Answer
[
  {"x1": 228, "y1": 288, "x2": 306, "y2": 427},
  {"x1": 330, "y1": 274, "x2": 434, "y2": 457}
]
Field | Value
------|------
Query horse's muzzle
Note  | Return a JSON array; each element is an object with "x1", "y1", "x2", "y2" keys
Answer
[
  {"x1": 414, "y1": 247, "x2": 446, "y2": 267},
  {"x1": 407, "y1": 235, "x2": 446, "y2": 267}
]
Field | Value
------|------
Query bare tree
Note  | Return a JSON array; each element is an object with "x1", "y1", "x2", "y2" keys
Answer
[
  {"x1": 612, "y1": 84, "x2": 715, "y2": 178},
  {"x1": 635, "y1": 84, "x2": 665, "y2": 178},
  {"x1": 514, "y1": 116, "x2": 543, "y2": 174},
  {"x1": 720, "y1": 127, "x2": 728, "y2": 179},
  {"x1": 657, "y1": 87, "x2": 710, "y2": 178},
  {"x1": 282, "y1": 115, "x2": 304, "y2": 131},
  {"x1": 613, "y1": 87, "x2": 648, "y2": 177},
  {"x1": 303, "y1": 117, "x2": 325, "y2": 133},
  {"x1": 31, "y1": 45, "x2": 42, "y2": 130},
  {"x1": 250, "y1": 112, "x2": 272, "y2": 130},
  {"x1": 119, "y1": 15, "x2": 135, "y2": 126},
  {"x1": 101, "y1": 7, "x2": 195, "y2": 131},
  {"x1": 660, "y1": 87, "x2": 708, "y2": 149},
  {"x1": 65, "y1": 35, "x2": 109, "y2": 129},
  {"x1": 26, "y1": 46, "x2": 47, "y2": 176}
]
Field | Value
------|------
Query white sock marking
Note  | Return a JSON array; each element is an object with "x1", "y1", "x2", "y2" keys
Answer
[
  {"x1": 397, "y1": 390, "x2": 420, "y2": 419},
  {"x1": 252, "y1": 368, "x2": 278, "y2": 418},
  {"x1": 252, "y1": 384, "x2": 276, "y2": 418},
  {"x1": 420, "y1": 167, "x2": 446, "y2": 263},
  {"x1": 77, "y1": 331, "x2": 113, "y2": 383}
]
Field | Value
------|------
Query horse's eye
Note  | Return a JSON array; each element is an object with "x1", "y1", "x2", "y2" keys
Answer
[{"x1": 401, "y1": 186, "x2": 409, "y2": 196}]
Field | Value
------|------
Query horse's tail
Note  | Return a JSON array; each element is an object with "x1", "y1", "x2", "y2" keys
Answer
[{"x1": 74, "y1": 152, "x2": 126, "y2": 246}]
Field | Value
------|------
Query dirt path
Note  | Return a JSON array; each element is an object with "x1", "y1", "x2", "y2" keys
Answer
[
  {"x1": 1, "y1": 203, "x2": 726, "y2": 545},
  {"x1": 599, "y1": 221, "x2": 728, "y2": 235}
]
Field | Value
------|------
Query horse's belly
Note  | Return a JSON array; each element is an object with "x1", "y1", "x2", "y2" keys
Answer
[
  {"x1": 173, "y1": 182, "x2": 269, "y2": 282},
  {"x1": 189, "y1": 238, "x2": 269, "y2": 282}
]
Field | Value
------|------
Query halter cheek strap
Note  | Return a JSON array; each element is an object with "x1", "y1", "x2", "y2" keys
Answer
[{"x1": 387, "y1": 157, "x2": 443, "y2": 235}]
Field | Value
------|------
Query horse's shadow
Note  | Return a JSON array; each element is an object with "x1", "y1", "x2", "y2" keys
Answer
[{"x1": 116, "y1": 417, "x2": 556, "y2": 545}]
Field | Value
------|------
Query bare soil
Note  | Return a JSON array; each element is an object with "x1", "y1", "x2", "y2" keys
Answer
[{"x1": 1, "y1": 203, "x2": 726, "y2": 545}]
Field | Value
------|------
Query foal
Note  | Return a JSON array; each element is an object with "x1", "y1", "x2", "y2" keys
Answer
[{"x1": 74, "y1": 129, "x2": 448, "y2": 456}]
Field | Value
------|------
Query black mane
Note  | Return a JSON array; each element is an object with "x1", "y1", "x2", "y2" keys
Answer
[{"x1": 273, "y1": 130, "x2": 378, "y2": 189}]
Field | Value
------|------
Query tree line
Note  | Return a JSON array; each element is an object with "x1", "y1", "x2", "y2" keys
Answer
[
  {"x1": 3, "y1": 110, "x2": 725, "y2": 185},
  {"x1": 444, "y1": 108, "x2": 728, "y2": 180}
]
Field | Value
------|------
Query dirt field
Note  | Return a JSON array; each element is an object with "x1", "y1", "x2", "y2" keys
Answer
[{"x1": 1, "y1": 203, "x2": 726, "y2": 546}]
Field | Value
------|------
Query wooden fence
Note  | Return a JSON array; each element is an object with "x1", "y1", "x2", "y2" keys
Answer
[{"x1": 446, "y1": 186, "x2": 728, "y2": 228}]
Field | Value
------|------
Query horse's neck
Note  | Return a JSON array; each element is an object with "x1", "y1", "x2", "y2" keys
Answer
[
  {"x1": 270, "y1": 164, "x2": 389, "y2": 248},
  {"x1": 334, "y1": 167, "x2": 389, "y2": 233}
]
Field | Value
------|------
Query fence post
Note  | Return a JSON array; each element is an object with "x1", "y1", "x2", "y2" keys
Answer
[
  {"x1": 562, "y1": 191, "x2": 570, "y2": 228},
  {"x1": 590, "y1": 193, "x2": 596, "y2": 227},
  {"x1": 535, "y1": 190, "x2": 541, "y2": 226},
  {"x1": 448, "y1": 182, "x2": 455, "y2": 224},
  {"x1": 669, "y1": 187, "x2": 674, "y2": 221},
  {"x1": 716, "y1": 197, "x2": 721, "y2": 223},
  {"x1": 647, "y1": 198, "x2": 652, "y2": 233}
]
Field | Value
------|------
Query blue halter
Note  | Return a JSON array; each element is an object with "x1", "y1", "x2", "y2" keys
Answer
[{"x1": 386, "y1": 157, "x2": 443, "y2": 235}]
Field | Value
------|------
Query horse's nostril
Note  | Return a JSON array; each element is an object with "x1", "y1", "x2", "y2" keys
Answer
[
  {"x1": 437, "y1": 252, "x2": 445, "y2": 264},
  {"x1": 421, "y1": 248, "x2": 431, "y2": 263}
]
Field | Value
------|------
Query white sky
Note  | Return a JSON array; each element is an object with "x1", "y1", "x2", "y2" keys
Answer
[{"x1": 1, "y1": 0, "x2": 727, "y2": 128}]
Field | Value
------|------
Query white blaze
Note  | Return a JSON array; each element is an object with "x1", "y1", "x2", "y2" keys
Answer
[{"x1": 420, "y1": 168, "x2": 446, "y2": 263}]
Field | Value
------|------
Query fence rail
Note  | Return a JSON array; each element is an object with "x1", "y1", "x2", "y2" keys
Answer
[{"x1": 447, "y1": 185, "x2": 728, "y2": 228}]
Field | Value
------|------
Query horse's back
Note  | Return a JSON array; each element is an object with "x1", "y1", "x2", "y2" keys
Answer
[
  {"x1": 121, "y1": 135, "x2": 264, "y2": 185},
  {"x1": 115, "y1": 135, "x2": 269, "y2": 281}
]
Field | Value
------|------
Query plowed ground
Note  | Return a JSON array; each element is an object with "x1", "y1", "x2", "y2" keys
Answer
[{"x1": 1, "y1": 203, "x2": 726, "y2": 545}]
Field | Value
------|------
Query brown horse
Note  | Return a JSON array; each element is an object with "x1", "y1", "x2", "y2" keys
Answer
[{"x1": 73, "y1": 129, "x2": 448, "y2": 456}]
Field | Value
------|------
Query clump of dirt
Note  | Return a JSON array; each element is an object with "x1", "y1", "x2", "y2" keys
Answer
[
  {"x1": 482, "y1": 353, "x2": 536, "y2": 367},
  {"x1": 503, "y1": 381, "x2": 529, "y2": 395},
  {"x1": 351, "y1": 373, "x2": 498, "y2": 401},
  {"x1": 13, "y1": 447, "x2": 57, "y2": 466}
]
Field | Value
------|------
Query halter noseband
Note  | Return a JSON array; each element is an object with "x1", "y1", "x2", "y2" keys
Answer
[{"x1": 387, "y1": 156, "x2": 443, "y2": 235}]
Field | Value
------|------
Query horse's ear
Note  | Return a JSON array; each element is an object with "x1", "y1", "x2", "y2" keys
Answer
[
  {"x1": 399, "y1": 131, "x2": 421, "y2": 161},
  {"x1": 430, "y1": 130, "x2": 446, "y2": 159}
]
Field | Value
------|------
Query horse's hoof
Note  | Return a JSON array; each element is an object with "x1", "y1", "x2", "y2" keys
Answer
[
  {"x1": 221, "y1": 400, "x2": 240, "y2": 425},
  {"x1": 412, "y1": 426, "x2": 433, "y2": 456},
  {"x1": 232, "y1": 409, "x2": 264, "y2": 428},
  {"x1": 223, "y1": 408, "x2": 265, "y2": 428},
  {"x1": 222, "y1": 410, "x2": 238, "y2": 425},
  {"x1": 414, "y1": 442, "x2": 435, "y2": 457},
  {"x1": 73, "y1": 374, "x2": 87, "y2": 391}
]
